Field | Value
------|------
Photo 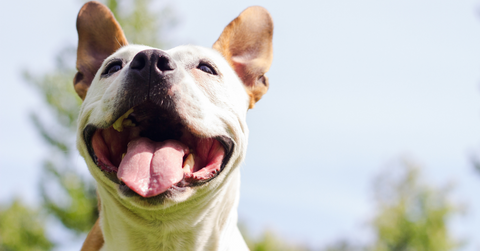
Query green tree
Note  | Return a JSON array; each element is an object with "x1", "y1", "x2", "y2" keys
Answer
[
  {"x1": 23, "y1": 0, "x2": 177, "y2": 239},
  {"x1": 320, "y1": 240, "x2": 364, "y2": 251},
  {"x1": 370, "y1": 160, "x2": 460, "y2": 251},
  {"x1": 318, "y1": 160, "x2": 461, "y2": 251},
  {"x1": 0, "y1": 199, "x2": 53, "y2": 251},
  {"x1": 239, "y1": 225, "x2": 309, "y2": 251},
  {"x1": 24, "y1": 45, "x2": 95, "y2": 234}
]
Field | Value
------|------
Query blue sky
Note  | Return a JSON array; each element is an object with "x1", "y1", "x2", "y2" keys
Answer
[{"x1": 1, "y1": 0, "x2": 480, "y2": 250}]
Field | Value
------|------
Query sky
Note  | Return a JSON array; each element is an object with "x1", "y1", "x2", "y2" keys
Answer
[{"x1": 1, "y1": 0, "x2": 480, "y2": 250}]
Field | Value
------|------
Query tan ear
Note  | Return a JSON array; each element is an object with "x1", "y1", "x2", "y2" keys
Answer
[
  {"x1": 213, "y1": 6, "x2": 273, "y2": 109},
  {"x1": 74, "y1": 1, "x2": 128, "y2": 100}
]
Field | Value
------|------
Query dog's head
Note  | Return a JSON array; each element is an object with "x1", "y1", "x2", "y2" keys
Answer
[{"x1": 74, "y1": 2, "x2": 273, "y2": 208}]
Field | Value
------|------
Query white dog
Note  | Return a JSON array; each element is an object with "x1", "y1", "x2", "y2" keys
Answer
[{"x1": 74, "y1": 1, "x2": 273, "y2": 250}]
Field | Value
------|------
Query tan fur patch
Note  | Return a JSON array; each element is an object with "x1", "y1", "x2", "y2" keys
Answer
[
  {"x1": 213, "y1": 6, "x2": 274, "y2": 109},
  {"x1": 74, "y1": 1, "x2": 128, "y2": 100}
]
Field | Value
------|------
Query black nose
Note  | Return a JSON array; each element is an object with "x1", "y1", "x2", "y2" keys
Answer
[{"x1": 130, "y1": 49, "x2": 176, "y2": 75}]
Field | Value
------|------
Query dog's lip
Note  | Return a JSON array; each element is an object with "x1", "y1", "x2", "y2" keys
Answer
[{"x1": 82, "y1": 121, "x2": 234, "y2": 193}]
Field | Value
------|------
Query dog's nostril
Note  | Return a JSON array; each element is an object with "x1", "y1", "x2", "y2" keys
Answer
[
  {"x1": 157, "y1": 56, "x2": 174, "y2": 72},
  {"x1": 130, "y1": 54, "x2": 146, "y2": 70},
  {"x1": 130, "y1": 50, "x2": 176, "y2": 74}
]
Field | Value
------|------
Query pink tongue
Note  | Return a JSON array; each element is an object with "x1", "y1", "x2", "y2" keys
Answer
[{"x1": 117, "y1": 137, "x2": 186, "y2": 198}]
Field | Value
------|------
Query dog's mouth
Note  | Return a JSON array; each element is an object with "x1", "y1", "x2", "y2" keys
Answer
[{"x1": 83, "y1": 101, "x2": 234, "y2": 198}]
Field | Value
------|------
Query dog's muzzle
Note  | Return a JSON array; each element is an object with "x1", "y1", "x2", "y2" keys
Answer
[{"x1": 83, "y1": 49, "x2": 234, "y2": 198}]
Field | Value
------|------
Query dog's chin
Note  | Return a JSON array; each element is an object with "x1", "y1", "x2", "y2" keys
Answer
[
  {"x1": 117, "y1": 183, "x2": 195, "y2": 207},
  {"x1": 83, "y1": 101, "x2": 234, "y2": 204}
]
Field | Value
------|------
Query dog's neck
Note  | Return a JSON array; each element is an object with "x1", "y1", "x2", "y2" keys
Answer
[{"x1": 97, "y1": 169, "x2": 247, "y2": 251}]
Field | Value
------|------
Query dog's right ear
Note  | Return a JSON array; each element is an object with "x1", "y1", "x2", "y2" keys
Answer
[{"x1": 74, "y1": 1, "x2": 128, "y2": 100}]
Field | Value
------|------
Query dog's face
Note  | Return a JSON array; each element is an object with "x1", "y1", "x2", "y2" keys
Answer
[
  {"x1": 78, "y1": 44, "x2": 248, "y2": 206},
  {"x1": 74, "y1": 2, "x2": 272, "y2": 209}
]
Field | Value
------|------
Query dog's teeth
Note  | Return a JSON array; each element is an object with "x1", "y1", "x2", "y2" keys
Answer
[
  {"x1": 121, "y1": 153, "x2": 126, "y2": 160},
  {"x1": 113, "y1": 108, "x2": 134, "y2": 132},
  {"x1": 122, "y1": 118, "x2": 136, "y2": 128},
  {"x1": 182, "y1": 153, "x2": 195, "y2": 173}
]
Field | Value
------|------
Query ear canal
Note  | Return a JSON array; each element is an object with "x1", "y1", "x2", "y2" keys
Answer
[
  {"x1": 74, "y1": 1, "x2": 128, "y2": 100},
  {"x1": 213, "y1": 6, "x2": 273, "y2": 109}
]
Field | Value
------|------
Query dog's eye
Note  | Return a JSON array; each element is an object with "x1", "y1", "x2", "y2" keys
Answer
[
  {"x1": 103, "y1": 61, "x2": 123, "y2": 76},
  {"x1": 198, "y1": 63, "x2": 217, "y2": 75}
]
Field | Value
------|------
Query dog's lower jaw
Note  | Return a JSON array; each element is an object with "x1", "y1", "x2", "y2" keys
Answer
[{"x1": 97, "y1": 168, "x2": 248, "y2": 251}]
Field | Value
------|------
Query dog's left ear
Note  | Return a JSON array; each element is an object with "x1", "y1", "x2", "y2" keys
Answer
[
  {"x1": 213, "y1": 6, "x2": 273, "y2": 109},
  {"x1": 74, "y1": 1, "x2": 128, "y2": 100}
]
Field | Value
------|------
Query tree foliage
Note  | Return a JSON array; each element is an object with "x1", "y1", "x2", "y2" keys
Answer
[
  {"x1": 320, "y1": 240, "x2": 364, "y2": 251},
  {"x1": 0, "y1": 199, "x2": 53, "y2": 251},
  {"x1": 239, "y1": 225, "x2": 309, "y2": 251},
  {"x1": 24, "y1": 45, "x2": 96, "y2": 235},
  {"x1": 106, "y1": 0, "x2": 177, "y2": 48},
  {"x1": 370, "y1": 160, "x2": 460, "y2": 251}
]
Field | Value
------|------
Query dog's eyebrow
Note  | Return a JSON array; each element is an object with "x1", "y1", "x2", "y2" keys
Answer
[{"x1": 103, "y1": 57, "x2": 124, "y2": 66}]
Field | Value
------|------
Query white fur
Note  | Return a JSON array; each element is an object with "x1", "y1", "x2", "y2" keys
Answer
[{"x1": 77, "y1": 44, "x2": 251, "y2": 250}]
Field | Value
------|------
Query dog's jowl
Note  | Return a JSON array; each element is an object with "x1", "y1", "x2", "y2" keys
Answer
[{"x1": 74, "y1": 1, "x2": 273, "y2": 250}]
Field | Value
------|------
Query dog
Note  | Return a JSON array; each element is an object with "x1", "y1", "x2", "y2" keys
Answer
[{"x1": 74, "y1": 1, "x2": 273, "y2": 250}]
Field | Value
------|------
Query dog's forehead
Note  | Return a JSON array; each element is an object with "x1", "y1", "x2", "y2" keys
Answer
[
  {"x1": 167, "y1": 45, "x2": 227, "y2": 65},
  {"x1": 109, "y1": 44, "x2": 152, "y2": 61},
  {"x1": 109, "y1": 44, "x2": 227, "y2": 68}
]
